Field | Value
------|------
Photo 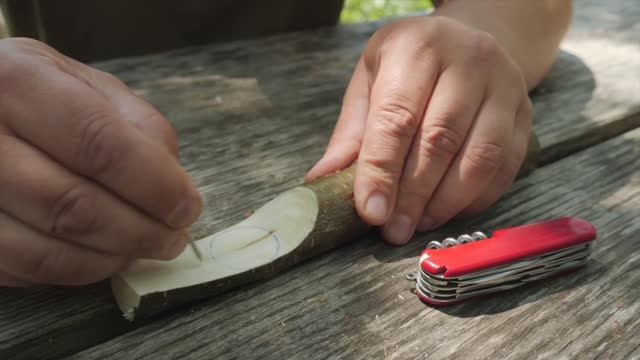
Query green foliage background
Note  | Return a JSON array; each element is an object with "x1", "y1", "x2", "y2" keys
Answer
[{"x1": 341, "y1": 0, "x2": 433, "y2": 23}]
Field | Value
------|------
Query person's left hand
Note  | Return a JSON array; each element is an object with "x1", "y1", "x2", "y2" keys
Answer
[{"x1": 306, "y1": 16, "x2": 533, "y2": 245}]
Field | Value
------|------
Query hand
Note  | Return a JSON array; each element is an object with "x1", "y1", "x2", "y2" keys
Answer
[
  {"x1": 307, "y1": 16, "x2": 532, "y2": 245},
  {"x1": 0, "y1": 38, "x2": 202, "y2": 286}
]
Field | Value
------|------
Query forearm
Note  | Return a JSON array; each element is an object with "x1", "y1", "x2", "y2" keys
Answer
[{"x1": 434, "y1": 0, "x2": 573, "y2": 89}]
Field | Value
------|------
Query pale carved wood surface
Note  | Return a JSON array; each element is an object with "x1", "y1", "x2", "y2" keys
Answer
[{"x1": 0, "y1": 0, "x2": 639, "y2": 359}]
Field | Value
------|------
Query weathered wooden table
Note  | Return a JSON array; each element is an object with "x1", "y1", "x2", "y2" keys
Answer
[{"x1": 2, "y1": 0, "x2": 639, "y2": 359}]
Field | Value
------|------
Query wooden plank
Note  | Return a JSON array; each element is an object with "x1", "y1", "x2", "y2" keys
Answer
[
  {"x1": 71, "y1": 120, "x2": 640, "y2": 360},
  {"x1": 1, "y1": 0, "x2": 639, "y2": 358},
  {"x1": 84, "y1": 0, "x2": 640, "y2": 167},
  {"x1": 0, "y1": 26, "x2": 371, "y2": 360},
  {"x1": 1, "y1": 0, "x2": 345, "y2": 62},
  {"x1": 533, "y1": 0, "x2": 640, "y2": 164}
]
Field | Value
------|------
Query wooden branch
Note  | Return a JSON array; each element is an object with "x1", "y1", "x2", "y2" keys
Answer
[{"x1": 112, "y1": 165, "x2": 369, "y2": 320}]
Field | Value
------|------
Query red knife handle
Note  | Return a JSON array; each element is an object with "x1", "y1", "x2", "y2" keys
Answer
[{"x1": 420, "y1": 217, "x2": 597, "y2": 278}]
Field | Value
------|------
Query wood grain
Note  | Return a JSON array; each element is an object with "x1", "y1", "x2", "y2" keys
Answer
[
  {"x1": 534, "y1": 0, "x2": 640, "y2": 164},
  {"x1": 71, "y1": 114, "x2": 640, "y2": 360},
  {"x1": 0, "y1": 0, "x2": 638, "y2": 358}
]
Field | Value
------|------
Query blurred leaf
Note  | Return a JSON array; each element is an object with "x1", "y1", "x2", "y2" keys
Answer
[{"x1": 341, "y1": 0, "x2": 433, "y2": 23}]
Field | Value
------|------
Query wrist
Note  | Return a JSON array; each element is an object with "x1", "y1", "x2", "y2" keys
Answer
[
  {"x1": 430, "y1": 0, "x2": 571, "y2": 89},
  {"x1": 431, "y1": 8, "x2": 534, "y2": 88}
]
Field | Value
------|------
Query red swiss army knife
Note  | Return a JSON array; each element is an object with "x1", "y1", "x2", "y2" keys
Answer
[{"x1": 410, "y1": 217, "x2": 597, "y2": 305}]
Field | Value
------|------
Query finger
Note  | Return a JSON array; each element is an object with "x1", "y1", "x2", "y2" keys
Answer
[
  {"x1": 0, "y1": 134, "x2": 188, "y2": 259},
  {"x1": 8, "y1": 39, "x2": 179, "y2": 155},
  {"x1": 420, "y1": 92, "x2": 517, "y2": 230},
  {"x1": 463, "y1": 99, "x2": 533, "y2": 215},
  {"x1": 306, "y1": 57, "x2": 369, "y2": 182},
  {"x1": 2, "y1": 59, "x2": 201, "y2": 229},
  {"x1": 0, "y1": 212, "x2": 128, "y2": 286},
  {"x1": 355, "y1": 46, "x2": 440, "y2": 225},
  {"x1": 382, "y1": 64, "x2": 484, "y2": 244},
  {"x1": 65, "y1": 60, "x2": 180, "y2": 156},
  {"x1": 0, "y1": 271, "x2": 32, "y2": 287}
]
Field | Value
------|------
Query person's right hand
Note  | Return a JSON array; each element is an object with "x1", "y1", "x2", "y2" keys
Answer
[{"x1": 0, "y1": 38, "x2": 202, "y2": 287}]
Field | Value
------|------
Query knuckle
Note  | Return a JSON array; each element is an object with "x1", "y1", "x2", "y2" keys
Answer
[
  {"x1": 384, "y1": 29, "x2": 439, "y2": 63},
  {"x1": 95, "y1": 70, "x2": 129, "y2": 91},
  {"x1": 328, "y1": 133, "x2": 362, "y2": 158},
  {"x1": 75, "y1": 109, "x2": 124, "y2": 177},
  {"x1": 510, "y1": 144, "x2": 529, "y2": 177},
  {"x1": 0, "y1": 51, "x2": 24, "y2": 83},
  {"x1": 426, "y1": 16, "x2": 452, "y2": 32},
  {"x1": 510, "y1": 66, "x2": 527, "y2": 86},
  {"x1": 9, "y1": 37, "x2": 49, "y2": 49},
  {"x1": 465, "y1": 31, "x2": 500, "y2": 64},
  {"x1": 463, "y1": 142, "x2": 506, "y2": 175},
  {"x1": 2, "y1": 37, "x2": 52, "y2": 57},
  {"x1": 497, "y1": 153, "x2": 524, "y2": 186},
  {"x1": 499, "y1": 161, "x2": 521, "y2": 185},
  {"x1": 502, "y1": 68, "x2": 528, "y2": 97},
  {"x1": 520, "y1": 99, "x2": 534, "y2": 124},
  {"x1": 377, "y1": 42, "x2": 396, "y2": 63},
  {"x1": 375, "y1": 18, "x2": 444, "y2": 62},
  {"x1": 374, "y1": 100, "x2": 420, "y2": 140},
  {"x1": 398, "y1": 180, "x2": 431, "y2": 201},
  {"x1": 358, "y1": 160, "x2": 399, "y2": 194},
  {"x1": 100, "y1": 70, "x2": 125, "y2": 86},
  {"x1": 50, "y1": 184, "x2": 101, "y2": 238},
  {"x1": 361, "y1": 157, "x2": 399, "y2": 184},
  {"x1": 3, "y1": 37, "x2": 66, "y2": 70},
  {"x1": 141, "y1": 110, "x2": 179, "y2": 154},
  {"x1": 420, "y1": 124, "x2": 465, "y2": 160},
  {"x1": 403, "y1": 31, "x2": 439, "y2": 55},
  {"x1": 160, "y1": 124, "x2": 179, "y2": 156},
  {"x1": 362, "y1": 46, "x2": 379, "y2": 72}
]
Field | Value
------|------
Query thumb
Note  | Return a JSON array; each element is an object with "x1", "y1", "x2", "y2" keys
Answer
[{"x1": 305, "y1": 58, "x2": 370, "y2": 182}]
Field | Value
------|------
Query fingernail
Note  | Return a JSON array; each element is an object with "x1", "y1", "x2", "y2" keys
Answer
[
  {"x1": 365, "y1": 192, "x2": 389, "y2": 223},
  {"x1": 304, "y1": 164, "x2": 321, "y2": 183},
  {"x1": 168, "y1": 198, "x2": 200, "y2": 228},
  {"x1": 384, "y1": 214, "x2": 414, "y2": 245},
  {"x1": 417, "y1": 216, "x2": 437, "y2": 232}
]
